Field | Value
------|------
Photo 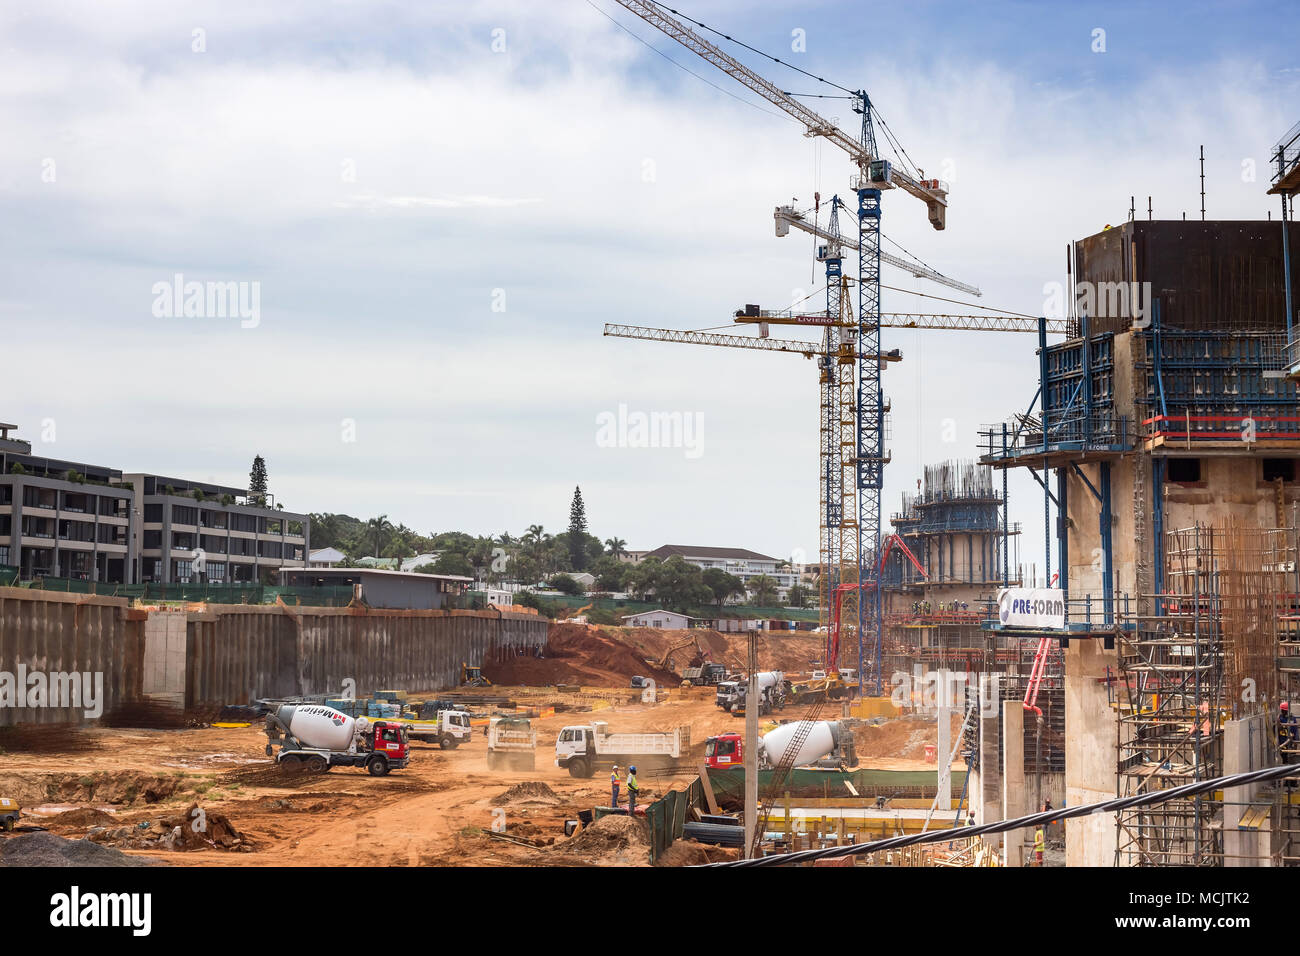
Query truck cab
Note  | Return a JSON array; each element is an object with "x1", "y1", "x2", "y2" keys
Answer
[
  {"x1": 436, "y1": 710, "x2": 473, "y2": 749},
  {"x1": 715, "y1": 681, "x2": 741, "y2": 711},
  {"x1": 704, "y1": 733, "x2": 743, "y2": 769}
]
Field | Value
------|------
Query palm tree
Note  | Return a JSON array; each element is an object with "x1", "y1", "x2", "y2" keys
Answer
[
  {"x1": 746, "y1": 574, "x2": 780, "y2": 606},
  {"x1": 366, "y1": 515, "x2": 393, "y2": 558},
  {"x1": 604, "y1": 537, "x2": 628, "y2": 558},
  {"x1": 524, "y1": 524, "x2": 544, "y2": 546}
]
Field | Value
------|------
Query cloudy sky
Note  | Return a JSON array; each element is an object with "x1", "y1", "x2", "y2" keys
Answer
[{"x1": 2, "y1": 0, "x2": 1296, "y2": 567}]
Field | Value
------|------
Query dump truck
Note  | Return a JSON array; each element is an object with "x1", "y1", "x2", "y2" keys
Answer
[
  {"x1": 392, "y1": 708, "x2": 473, "y2": 749},
  {"x1": 0, "y1": 797, "x2": 19, "y2": 832},
  {"x1": 263, "y1": 703, "x2": 410, "y2": 776},
  {"x1": 487, "y1": 715, "x2": 537, "y2": 771},
  {"x1": 554, "y1": 720, "x2": 688, "y2": 778},
  {"x1": 704, "y1": 720, "x2": 847, "y2": 771},
  {"x1": 681, "y1": 662, "x2": 729, "y2": 686}
]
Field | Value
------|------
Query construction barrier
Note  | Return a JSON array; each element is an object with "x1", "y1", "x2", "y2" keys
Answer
[{"x1": 646, "y1": 775, "x2": 706, "y2": 863}]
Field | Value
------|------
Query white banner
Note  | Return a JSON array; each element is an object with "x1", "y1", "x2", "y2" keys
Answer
[{"x1": 997, "y1": 588, "x2": 1065, "y2": 629}]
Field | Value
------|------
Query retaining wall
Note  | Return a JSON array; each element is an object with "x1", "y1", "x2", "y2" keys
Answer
[{"x1": 0, "y1": 587, "x2": 548, "y2": 725}]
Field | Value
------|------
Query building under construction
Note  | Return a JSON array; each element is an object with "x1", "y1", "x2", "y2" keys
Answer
[
  {"x1": 882, "y1": 460, "x2": 1020, "y2": 675},
  {"x1": 981, "y1": 191, "x2": 1300, "y2": 864}
]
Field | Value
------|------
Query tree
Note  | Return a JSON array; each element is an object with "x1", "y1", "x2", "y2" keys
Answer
[
  {"x1": 549, "y1": 573, "x2": 583, "y2": 595},
  {"x1": 591, "y1": 555, "x2": 627, "y2": 592},
  {"x1": 703, "y1": 567, "x2": 746, "y2": 609},
  {"x1": 604, "y1": 537, "x2": 627, "y2": 558},
  {"x1": 509, "y1": 553, "x2": 541, "y2": 588},
  {"x1": 366, "y1": 515, "x2": 393, "y2": 557},
  {"x1": 249, "y1": 455, "x2": 268, "y2": 505},
  {"x1": 567, "y1": 486, "x2": 588, "y2": 570},
  {"x1": 746, "y1": 574, "x2": 780, "y2": 606},
  {"x1": 428, "y1": 551, "x2": 474, "y2": 577},
  {"x1": 523, "y1": 524, "x2": 544, "y2": 546},
  {"x1": 787, "y1": 584, "x2": 811, "y2": 608}
]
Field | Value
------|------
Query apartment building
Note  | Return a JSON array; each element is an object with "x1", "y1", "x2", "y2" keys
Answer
[
  {"x1": 0, "y1": 421, "x2": 310, "y2": 585},
  {"x1": 640, "y1": 544, "x2": 799, "y2": 600},
  {"x1": 125, "y1": 473, "x2": 310, "y2": 584},
  {"x1": 0, "y1": 424, "x2": 135, "y2": 582}
]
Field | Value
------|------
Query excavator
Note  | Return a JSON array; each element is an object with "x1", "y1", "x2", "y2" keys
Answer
[{"x1": 657, "y1": 635, "x2": 698, "y2": 671}]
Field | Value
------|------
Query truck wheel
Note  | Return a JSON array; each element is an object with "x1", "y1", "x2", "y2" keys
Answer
[
  {"x1": 367, "y1": 755, "x2": 390, "y2": 777},
  {"x1": 281, "y1": 754, "x2": 302, "y2": 772},
  {"x1": 306, "y1": 755, "x2": 328, "y2": 774},
  {"x1": 2, "y1": 817, "x2": 14, "y2": 832},
  {"x1": 568, "y1": 759, "x2": 590, "y2": 779},
  {"x1": 440, "y1": 735, "x2": 459, "y2": 750}
]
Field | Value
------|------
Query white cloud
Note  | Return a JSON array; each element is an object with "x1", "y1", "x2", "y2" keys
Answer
[{"x1": 1, "y1": 2, "x2": 1296, "y2": 559}]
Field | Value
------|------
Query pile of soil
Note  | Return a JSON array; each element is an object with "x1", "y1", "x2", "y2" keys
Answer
[
  {"x1": 492, "y1": 782, "x2": 559, "y2": 805},
  {"x1": 0, "y1": 831, "x2": 155, "y2": 867},
  {"x1": 154, "y1": 803, "x2": 246, "y2": 851},
  {"x1": 43, "y1": 807, "x2": 120, "y2": 828},
  {"x1": 556, "y1": 814, "x2": 650, "y2": 861},
  {"x1": 87, "y1": 803, "x2": 247, "y2": 852},
  {"x1": 655, "y1": 840, "x2": 740, "y2": 867},
  {"x1": 614, "y1": 627, "x2": 824, "y2": 675},
  {"x1": 482, "y1": 623, "x2": 678, "y2": 687}
]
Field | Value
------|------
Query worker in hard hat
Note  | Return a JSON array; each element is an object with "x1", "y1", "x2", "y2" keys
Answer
[
  {"x1": 626, "y1": 765, "x2": 640, "y2": 815},
  {"x1": 610, "y1": 765, "x2": 621, "y2": 807},
  {"x1": 1280, "y1": 701, "x2": 1298, "y2": 760}
]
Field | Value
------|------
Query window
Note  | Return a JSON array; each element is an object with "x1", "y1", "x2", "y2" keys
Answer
[
  {"x1": 1167, "y1": 458, "x2": 1202, "y2": 483},
  {"x1": 1263, "y1": 458, "x2": 1296, "y2": 483},
  {"x1": 714, "y1": 738, "x2": 737, "y2": 757},
  {"x1": 144, "y1": 504, "x2": 163, "y2": 522}
]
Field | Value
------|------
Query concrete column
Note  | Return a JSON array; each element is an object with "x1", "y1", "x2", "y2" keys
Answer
[
  {"x1": 1003, "y1": 700, "x2": 1026, "y2": 866},
  {"x1": 1223, "y1": 714, "x2": 1269, "y2": 867},
  {"x1": 1064, "y1": 639, "x2": 1119, "y2": 866},
  {"x1": 978, "y1": 680, "x2": 1003, "y2": 851},
  {"x1": 936, "y1": 688, "x2": 952, "y2": 813}
]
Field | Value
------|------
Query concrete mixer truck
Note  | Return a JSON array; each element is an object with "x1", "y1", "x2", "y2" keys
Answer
[
  {"x1": 704, "y1": 720, "x2": 848, "y2": 771},
  {"x1": 715, "y1": 671, "x2": 786, "y2": 716},
  {"x1": 263, "y1": 703, "x2": 411, "y2": 776}
]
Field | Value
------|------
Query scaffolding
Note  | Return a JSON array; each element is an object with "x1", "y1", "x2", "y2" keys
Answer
[{"x1": 1116, "y1": 523, "x2": 1300, "y2": 866}]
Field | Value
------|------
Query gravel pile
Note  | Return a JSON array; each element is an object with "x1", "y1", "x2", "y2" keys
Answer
[{"x1": 0, "y1": 831, "x2": 157, "y2": 867}]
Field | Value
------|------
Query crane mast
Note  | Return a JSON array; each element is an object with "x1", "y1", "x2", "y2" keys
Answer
[{"x1": 610, "y1": 0, "x2": 956, "y2": 691}]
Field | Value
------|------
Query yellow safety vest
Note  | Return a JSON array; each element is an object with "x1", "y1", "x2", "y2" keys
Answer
[
  {"x1": 1034, "y1": 828, "x2": 1045, "y2": 851},
  {"x1": 627, "y1": 774, "x2": 638, "y2": 791}
]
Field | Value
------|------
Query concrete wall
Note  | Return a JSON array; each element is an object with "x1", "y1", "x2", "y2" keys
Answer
[
  {"x1": 1064, "y1": 638, "x2": 1120, "y2": 866},
  {"x1": 0, "y1": 587, "x2": 145, "y2": 726},
  {"x1": 1, "y1": 588, "x2": 548, "y2": 725}
]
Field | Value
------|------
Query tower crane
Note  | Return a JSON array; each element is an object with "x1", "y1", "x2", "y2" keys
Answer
[
  {"x1": 610, "y1": 0, "x2": 955, "y2": 693},
  {"x1": 774, "y1": 203, "x2": 981, "y2": 297}
]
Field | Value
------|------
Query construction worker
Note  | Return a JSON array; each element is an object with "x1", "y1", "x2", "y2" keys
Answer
[
  {"x1": 1032, "y1": 824, "x2": 1045, "y2": 866},
  {"x1": 626, "y1": 765, "x2": 640, "y2": 814},
  {"x1": 610, "y1": 764, "x2": 621, "y2": 807},
  {"x1": 1280, "y1": 702, "x2": 1298, "y2": 760}
]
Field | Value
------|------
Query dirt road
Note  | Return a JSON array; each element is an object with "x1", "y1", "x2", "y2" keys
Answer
[{"x1": 0, "y1": 684, "x2": 951, "y2": 867}]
